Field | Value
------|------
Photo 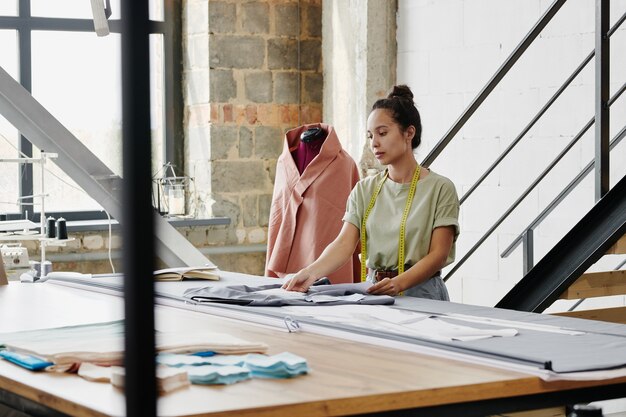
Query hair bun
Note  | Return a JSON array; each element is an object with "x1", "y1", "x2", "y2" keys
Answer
[{"x1": 388, "y1": 84, "x2": 414, "y2": 101}]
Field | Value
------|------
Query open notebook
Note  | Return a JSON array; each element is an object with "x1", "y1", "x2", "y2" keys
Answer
[{"x1": 154, "y1": 266, "x2": 219, "y2": 281}]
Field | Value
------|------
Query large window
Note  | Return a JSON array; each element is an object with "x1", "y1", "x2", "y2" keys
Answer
[
  {"x1": 0, "y1": 0, "x2": 180, "y2": 221},
  {"x1": 0, "y1": 30, "x2": 19, "y2": 215}
]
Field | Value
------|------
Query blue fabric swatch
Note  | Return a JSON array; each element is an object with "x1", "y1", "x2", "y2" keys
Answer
[{"x1": 0, "y1": 350, "x2": 53, "y2": 371}]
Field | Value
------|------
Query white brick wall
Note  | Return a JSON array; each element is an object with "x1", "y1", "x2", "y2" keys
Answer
[{"x1": 398, "y1": 0, "x2": 626, "y2": 306}]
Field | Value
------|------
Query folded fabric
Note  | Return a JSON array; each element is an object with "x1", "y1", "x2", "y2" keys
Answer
[
  {"x1": 191, "y1": 351, "x2": 216, "y2": 357},
  {"x1": 185, "y1": 365, "x2": 251, "y2": 385},
  {"x1": 244, "y1": 352, "x2": 308, "y2": 379},
  {"x1": 110, "y1": 365, "x2": 190, "y2": 393},
  {"x1": 0, "y1": 320, "x2": 268, "y2": 372},
  {"x1": 184, "y1": 282, "x2": 394, "y2": 306},
  {"x1": 157, "y1": 353, "x2": 240, "y2": 367},
  {"x1": 157, "y1": 351, "x2": 309, "y2": 380},
  {"x1": 78, "y1": 363, "x2": 190, "y2": 393},
  {"x1": 77, "y1": 362, "x2": 123, "y2": 382},
  {"x1": 0, "y1": 350, "x2": 53, "y2": 371}
]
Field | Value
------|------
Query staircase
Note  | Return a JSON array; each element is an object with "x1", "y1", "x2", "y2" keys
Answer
[
  {"x1": 418, "y1": 1, "x2": 626, "y2": 320},
  {"x1": 552, "y1": 235, "x2": 626, "y2": 324},
  {"x1": 495, "y1": 174, "x2": 626, "y2": 314}
]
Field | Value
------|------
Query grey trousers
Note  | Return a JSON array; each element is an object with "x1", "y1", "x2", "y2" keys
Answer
[{"x1": 367, "y1": 273, "x2": 449, "y2": 301}]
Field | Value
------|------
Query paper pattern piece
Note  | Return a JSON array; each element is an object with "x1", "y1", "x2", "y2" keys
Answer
[{"x1": 281, "y1": 305, "x2": 518, "y2": 342}]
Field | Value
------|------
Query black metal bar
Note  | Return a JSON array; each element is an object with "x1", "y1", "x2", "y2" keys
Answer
[
  {"x1": 501, "y1": 93, "x2": 626, "y2": 257},
  {"x1": 458, "y1": 9, "x2": 625, "y2": 206},
  {"x1": 163, "y1": 0, "x2": 184, "y2": 173},
  {"x1": 421, "y1": 0, "x2": 566, "y2": 167},
  {"x1": 444, "y1": 117, "x2": 594, "y2": 282},
  {"x1": 17, "y1": 0, "x2": 33, "y2": 221},
  {"x1": 502, "y1": 124, "x2": 626, "y2": 257},
  {"x1": 522, "y1": 229, "x2": 533, "y2": 275},
  {"x1": 460, "y1": 52, "x2": 592, "y2": 205},
  {"x1": 496, "y1": 174, "x2": 626, "y2": 312},
  {"x1": 359, "y1": 382, "x2": 626, "y2": 417},
  {"x1": 447, "y1": 82, "x2": 626, "y2": 281},
  {"x1": 595, "y1": 0, "x2": 610, "y2": 201},
  {"x1": 121, "y1": 0, "x2": 156, "y2": 416},
  {"x1": 0, "y1": 17, "x2": 165, "y2": 33},
  {"x1": 608, "y1": 11, "x2": 626, "y2": 37}
]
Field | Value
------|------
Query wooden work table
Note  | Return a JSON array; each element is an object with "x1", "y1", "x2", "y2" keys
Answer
[{"x1": 0, "y1": 282, "x2": 625, "y2": 417}]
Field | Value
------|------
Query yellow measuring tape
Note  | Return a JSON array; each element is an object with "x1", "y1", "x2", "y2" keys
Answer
[{"x1": 360, "y1": 165, "x2": 421, "y2": 284}]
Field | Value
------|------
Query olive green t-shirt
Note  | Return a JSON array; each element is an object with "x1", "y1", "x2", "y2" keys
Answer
[{"x1": 342, "y1": 169, "x2": 460, "y2": 271}]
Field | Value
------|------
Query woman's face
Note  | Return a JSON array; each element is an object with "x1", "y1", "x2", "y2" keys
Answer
[{"x1": 367, "y1": 108, "x2": 414, "y2": 166}]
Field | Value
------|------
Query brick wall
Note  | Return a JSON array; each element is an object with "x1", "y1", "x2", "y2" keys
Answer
[
  {"x1": 21, "y1": 225, "x2": 250, "y2": 276},
  {"x1": 184, "y1": 0, "x2": 323, "y2": 275}
]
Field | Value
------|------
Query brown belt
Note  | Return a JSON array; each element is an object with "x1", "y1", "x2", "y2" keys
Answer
[
  {"x1": 370, "y1": 270, "x2": 399, "y2": 282},
  {"x1": 369, "y1": 268, "x2": 441, "y2": 282}
]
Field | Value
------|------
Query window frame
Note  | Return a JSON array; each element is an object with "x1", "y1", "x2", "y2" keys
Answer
[{"x1": 0, "y1": 0, "x2": 182, "y2": 222}]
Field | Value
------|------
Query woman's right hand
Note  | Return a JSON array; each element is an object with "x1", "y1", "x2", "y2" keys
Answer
[{"x1": 282, "y1": 269, "x2": 317, "y2": 292}]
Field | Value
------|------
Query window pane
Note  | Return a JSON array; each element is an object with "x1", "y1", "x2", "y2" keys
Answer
[
  {"x1": 0, "y1": 30, "x2": 19, "y2": 214},
  {"x1": 0, "y1": 124, "x2": 19, "y2": 216},
  {"x1": 150, "y1": 0, "x2": 164, "y2": 22},
  {"x1": 31, "y1": 0, "x2": 162, "y2": 21},
  {"x1": 30, "y1": 30, "x2": 167, "y2": 214},
  {"x1": 31, "y1": 0, "x2": 94, "y2": 18},
  {"x1": 31, "y1": 31, "x2": 122, "y2": 212},
  {"x1": 0, "y1": 1, "x2": 18, "y2": 16},
  {"x1": 0, "y1": 30, "x2": 18, "y2": 83},
  {"x1": 150, "y1": 34, "x2": 165, "y2": 173}
]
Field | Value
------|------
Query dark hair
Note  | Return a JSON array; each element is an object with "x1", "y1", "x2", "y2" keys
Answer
[{"x1": 371, "y1": 85, "x2": 422, "y2": 149}]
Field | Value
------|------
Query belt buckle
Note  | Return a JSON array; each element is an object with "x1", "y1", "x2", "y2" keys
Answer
[{"x1": 374, "y1": 270, "x2": 397, "y2": 282}]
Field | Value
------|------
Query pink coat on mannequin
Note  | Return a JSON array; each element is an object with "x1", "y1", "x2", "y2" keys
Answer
[{"x1": 265, "y1": 123, "x2": 360, "y2": 284}]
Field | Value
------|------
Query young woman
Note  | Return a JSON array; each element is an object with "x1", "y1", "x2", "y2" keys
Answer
[{"x1": 283, "y1": 85, "x2": 459, "y2": 300}]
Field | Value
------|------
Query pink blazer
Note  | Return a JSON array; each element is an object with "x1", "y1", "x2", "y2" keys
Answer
[{"x1": 265, "y1": 123, "x2": 360, "y2": 283}]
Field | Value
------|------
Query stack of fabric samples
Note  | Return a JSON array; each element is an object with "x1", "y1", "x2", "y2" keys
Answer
[
  {"x1": 77, "y1": 363, "x2": 190, "y2": 394},
  {"x1": 157, "y1": 351, "x2": 309, "y2": 385},
  {"x1": 0, "y1": 320, "x2": 268, "y2": 372}
]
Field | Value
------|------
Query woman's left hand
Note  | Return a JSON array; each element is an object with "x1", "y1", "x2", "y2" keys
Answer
[{"x1": 367, "y1": 277, "x2": 403, "y2": 296}]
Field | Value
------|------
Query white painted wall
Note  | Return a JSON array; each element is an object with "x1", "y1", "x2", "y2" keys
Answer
[{"x1": 397, "y1": 0, "x2": 626, "y2": 306}]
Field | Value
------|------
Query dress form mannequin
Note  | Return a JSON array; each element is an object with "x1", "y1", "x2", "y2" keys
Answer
[{"x1": 291, "y1": 127, "x2": 327, "y2": 175}]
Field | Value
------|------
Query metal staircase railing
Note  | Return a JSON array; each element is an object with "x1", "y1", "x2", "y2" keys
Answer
[
  {"x1": 458, "y1": 12, "x2": 626, "y2": 206},
  {"x1": 419, "y1": 0, "x2": 625, "y2": 297},
  {"x1": 444, "y1": 82, "x2": 625, "y2": 280},
  {"x1": 422, "y1": 0, "x2": 567, "y2": 167},
  {"x1": 501, "y1": 123, "x2": 626, "y2": 273},
  {"x1": 495, "y1": 174, "x2": 626, "y2": 312}
]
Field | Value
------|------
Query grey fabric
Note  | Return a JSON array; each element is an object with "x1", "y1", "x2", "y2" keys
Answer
[
  {"x1": 184, "y1": 283, "x2": 395, "y2": 306},
  {"x1": 48, "y1": 272, "x2": 626, "y2": 373},
  {"x1": 404, "y1": 275, "x2": 449, "y2": 300},
  {"x1": 366, "y1": 272, "x2": 449, "y2": 301},
  {"x1": 392, "y1": 298, "x2": 626, "y2": 373}
]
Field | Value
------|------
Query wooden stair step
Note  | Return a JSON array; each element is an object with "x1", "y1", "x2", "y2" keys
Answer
[
  {"x1": 552, "y1": 306, "x2": 626, "y2": 324},
  {"x1": 560, "y1": 270, "x2": 626, "y2": 299},
  {"x1": 607, "y1": 234, "x2": 626, "y2": 254}
]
